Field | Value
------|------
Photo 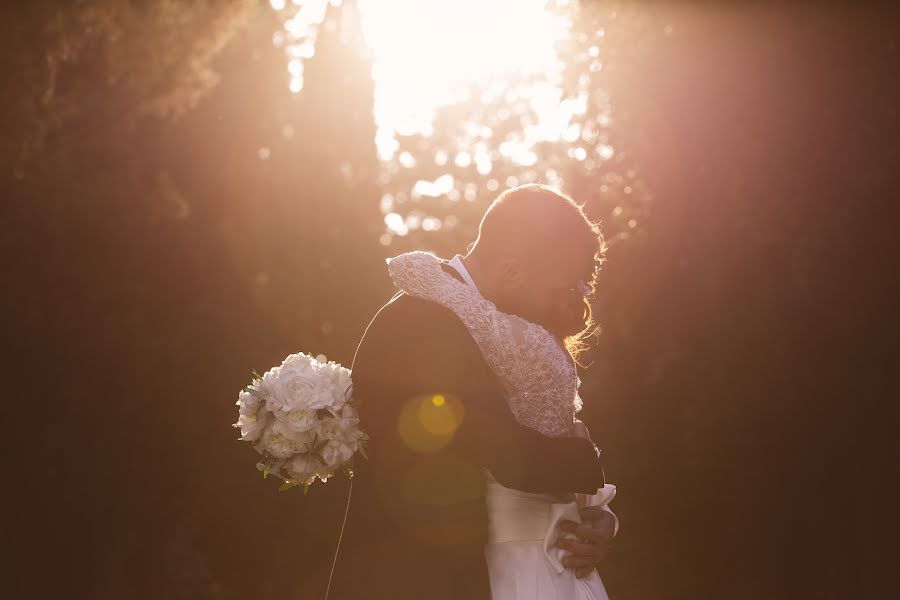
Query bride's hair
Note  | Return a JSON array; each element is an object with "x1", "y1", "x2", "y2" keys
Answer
[
  {"x1": 472, "y1": 184, "x2": 606, "y2": 361},
  {"x1": 564, "y1": 293, "x2": 599, "y2": 365}
]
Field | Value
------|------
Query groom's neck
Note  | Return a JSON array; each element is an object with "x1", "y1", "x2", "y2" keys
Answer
[{"x1": 461, "y1": 251, "x2": 501, "y2": 305}]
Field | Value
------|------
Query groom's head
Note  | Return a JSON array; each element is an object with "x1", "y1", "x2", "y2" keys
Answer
[{"x1": 466, "y1": 184, "x2": 605, "y2": 342}]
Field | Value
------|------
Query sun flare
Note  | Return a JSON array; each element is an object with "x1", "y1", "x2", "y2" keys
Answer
[
  {"x1": 357, "y1": 0, "x2": 572, "y2": 159},
  {"x1": 272, "y1": 0, "x2": 580, "y2": 160}
]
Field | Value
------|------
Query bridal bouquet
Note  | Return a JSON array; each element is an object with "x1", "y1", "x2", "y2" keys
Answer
[{"x1": 233, "y1": 352, "x2": 367, "y2": 492}]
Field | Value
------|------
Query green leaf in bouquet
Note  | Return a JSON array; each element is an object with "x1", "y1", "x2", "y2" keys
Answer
[
  {"x1": 302, "y1": 481, "x2": 311, "y2": 494},
  {"x1": 279, "y1": 481, "x2": 298, "y2": 492},
  {"x1": 251, "y1": 368, "x2": 263, "y2": 381},
  {"x1": 247, "y1": 386, "x2": 268, "y2": 401}
]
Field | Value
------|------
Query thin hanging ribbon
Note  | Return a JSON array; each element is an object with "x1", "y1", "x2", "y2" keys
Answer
[{"x1": 324, "y1": 478, "x2": 352, "y2": 600}]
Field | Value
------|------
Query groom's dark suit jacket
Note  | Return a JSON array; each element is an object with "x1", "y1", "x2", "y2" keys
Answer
[{"x1": 328, "y1": 264, "x2": 605, "y2": 599}]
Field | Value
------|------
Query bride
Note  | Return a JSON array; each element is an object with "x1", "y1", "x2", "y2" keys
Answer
[{"x1": 387, "y1": 248, "x2": 618, "y2": 600}]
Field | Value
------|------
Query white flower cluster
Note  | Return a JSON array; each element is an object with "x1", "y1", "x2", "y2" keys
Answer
[{"x1": 234, "y1": 352, "x2": 367, "y2": 489}]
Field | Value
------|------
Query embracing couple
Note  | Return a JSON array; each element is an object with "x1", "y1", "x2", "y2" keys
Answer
[{"x1": 329, "y1": 184, "x2": 618, "y2": 599}]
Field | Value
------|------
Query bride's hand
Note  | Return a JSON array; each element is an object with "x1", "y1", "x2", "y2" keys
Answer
[{"x1": 572, "y1": 419, "x2": 596, "y2": 507}]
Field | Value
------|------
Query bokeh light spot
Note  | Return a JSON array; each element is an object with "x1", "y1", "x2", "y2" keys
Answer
[{"x1": 397, "y1": 393, "x2": 464, "y2": 454}]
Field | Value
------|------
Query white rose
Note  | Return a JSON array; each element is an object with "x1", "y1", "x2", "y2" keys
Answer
[
  {"x1": 321, "y1": 440, "x2": 354, "y2": 471},
  {"x1": 234, "y1": 406, "x2": 272, "y2": 441},
  {"x1": 257, "y1": 427, "x2": 304, "y2": 459},
  {"x1": 235, "y1": 413, "x2": 261, "y2": 441},
  {"x1": 236, "y1": 388, "x2": 265, "y2": 416},
  {"x1": 318, "y1": 422, "x2": 346, "y2": 450},
  {"x1": 326, "y1": 364, "x2": 353, "y2": 404},
  {"x1": 280, "y1": 407, "x2": 319, "y2": 434},
  {"x1": 333, "y1": 407, "x2": 365, "y2": 440},
  {"x1": 316, "y1": 359, "x2": 352, "y2": 403},
  {"x1": 265, "y1": 354, "x2": 340, "y2": 413},
  {"x1": 270, "y1": 418, "x2": 316, "y2": 449}
]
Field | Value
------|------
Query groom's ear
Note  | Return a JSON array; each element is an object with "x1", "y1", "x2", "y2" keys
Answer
[{"x1": 499, "y1": 258, "x2": 525, "y2": 288}]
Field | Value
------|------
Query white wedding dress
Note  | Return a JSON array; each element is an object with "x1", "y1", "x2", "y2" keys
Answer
[{"x1": 388, "y1": 252, "x2": 617, "y2": 600}]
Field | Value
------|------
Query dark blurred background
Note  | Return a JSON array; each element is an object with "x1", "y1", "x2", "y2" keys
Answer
[{"x1": 3, "y1": 1, "x2": 897, "y2": 598}]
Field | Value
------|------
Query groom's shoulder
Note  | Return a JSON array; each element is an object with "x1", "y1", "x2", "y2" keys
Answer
[
  {"x1": 352, "y1": 291, "x2": 495, "y2": 387},
  {"x1": 371, "y1": 290, "x2": 467, "y2": 336},
  {"x1": 358, "y1": 291, "x2": 477, "y2": 356}
]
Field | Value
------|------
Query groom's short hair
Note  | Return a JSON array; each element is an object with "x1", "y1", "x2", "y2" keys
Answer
[{"x1": 472, "y1": 184, "x2": 604, "y2": 268}]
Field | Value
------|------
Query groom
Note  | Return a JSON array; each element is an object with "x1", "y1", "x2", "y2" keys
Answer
[{"x1": 329, "y1": 185, "x2": 616, "y2": 599}]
